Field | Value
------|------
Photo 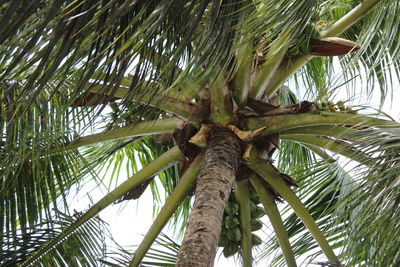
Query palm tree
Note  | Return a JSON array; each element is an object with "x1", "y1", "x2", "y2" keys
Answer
[{"x1": 1, "y1": 0, "x2": 400, "y2": 266}]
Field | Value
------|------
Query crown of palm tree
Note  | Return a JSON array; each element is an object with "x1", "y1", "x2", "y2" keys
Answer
[{"x1": 1, "y1": 0, "x2": 400, "y2": 266}]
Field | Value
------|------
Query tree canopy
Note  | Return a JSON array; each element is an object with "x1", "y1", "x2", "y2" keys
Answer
[{"x1": 1, "y1": 0, "x2": 400, "y2": 266}]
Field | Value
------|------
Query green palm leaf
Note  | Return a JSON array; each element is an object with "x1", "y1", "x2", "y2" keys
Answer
[
  {"x1": 1, "y1": 211, "x2": 109, "y2": 267},
  {"x1": 101, "y1": 233, "x2": 180, "y2": 267}
]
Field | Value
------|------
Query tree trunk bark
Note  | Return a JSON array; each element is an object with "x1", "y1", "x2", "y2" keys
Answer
[{"x1": 176, "y1": 127, "x2": 241, "y2": 267}]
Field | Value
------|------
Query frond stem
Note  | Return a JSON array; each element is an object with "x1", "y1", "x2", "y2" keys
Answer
[
  {"x1": 265, "y1": 0, "x2": 382, "y2": 96},
  {"x1": 281, "y1": 134, "x2": 371, "y2": 165},
  {"x1": 234, "y1": 179, "x2": 252, "y2": 267},
  {"x1": 10, "y1": 118, "x2": 181, "y2": 167},
  {"x1": 232, "y1": 40, "x2": 253, "y2": 107},
  {"x1": 210, "y1": 72, "x2": 235, "y2": 125},
  {"x1": 247, "y1": 154, "x2": 340, "y2": 265},
  {"x1": 232, "y1": 1, "x2": 255, "y2": 107},
  {"x1": 321, "y1": 0, "x2": 381, "y2": 37},
  {"x1": 62, "y1": 118, "x2": 181, "y2": 151},
  {"x1": 281, "y1": 125, "x2": 357, "y2": 139},
  {"x1": 300, "y1": 143, "x2": 337, "y2": 163},
  {"x1": 89, "y1": 84, "x2": 201, "y2": 121},
  {"x1": 250, "y1": 29, "x2": 293, "y2": 99},
  {"x1": 246, "y1": 112, "x2": 398, "y2": 136},
  {"x1": 250, "y1": 177, "x2": 297, "y2": 267},
  {"x1": 129, "y1": 152, "x2": 203, "y2": 267}
]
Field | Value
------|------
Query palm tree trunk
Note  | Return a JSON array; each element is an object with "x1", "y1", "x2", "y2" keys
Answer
[{"x1": 176, "y1": 127, "x2": 241, "y2": 267}]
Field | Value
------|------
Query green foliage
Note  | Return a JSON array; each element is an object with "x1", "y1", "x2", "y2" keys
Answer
[
  {"x1": 259, "y1": 126, "x2": 400, "y2": 265},
  {"x1": 1, "y1": 0, "x2": 400, "y2": 266},
  {"x1": 101, "y1": 233, "x2": 180, "y2": 267},
  {"x1": 1, "y1": 212, "x2": 109, "y2": 266}
]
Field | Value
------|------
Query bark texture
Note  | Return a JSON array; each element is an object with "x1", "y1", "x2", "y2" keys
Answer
[{"x1": 176, "y1": 127, "x2": 241, "y2": 267}]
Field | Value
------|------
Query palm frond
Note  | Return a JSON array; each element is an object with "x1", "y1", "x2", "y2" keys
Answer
[
  {"x1": 248, "y1": 153, "x2": 340, "y2": 264},
  {"x1": 337, "y1": 0, "x2": 400, "y2": 102},
  {"x1": 0, "y1": 71, "x2": 180, "y2": 240},
  {"x1": 1, "y1": 211, "x2": 109, "y2": 267},
  {"x1": 264, "y1": 160, "x2": 353, "y2": 266},
  {"x1": 287, "y1": 0, "x2": 400, "y2": 104},
  {"x1": 86, "y1": 134, "x2": 192, "y2": 230},
  {"x1": 0, "y1": 0, "x2": 259, "y2": 121},
  {"x1": 244, "y1": 0, "x2": 317, "y2": 55},
  {"x1": 18, "y1": 146, "x2": 182, "y2": 266},
  {"x1": 260, "y1": 126, "x2": 400, "y2": 265},
  {"x1": 338, "y1": 129, "x2": 400, "y2": 265},
  {"x1": 277, "y1": 139, "x2": 316, "y2": 174},
  {"x1": 269, "y1": 87, "x2": 316, "y2": 195},
  {"x1": 101, "y1": 233, "x2": 180, "y2": 267},
  {"x1": 0, "y1": 149, "x2": 93, "y2": 248},
  {"x1": 83, "y1": 135, "x2": 176, "y2": 187}
]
